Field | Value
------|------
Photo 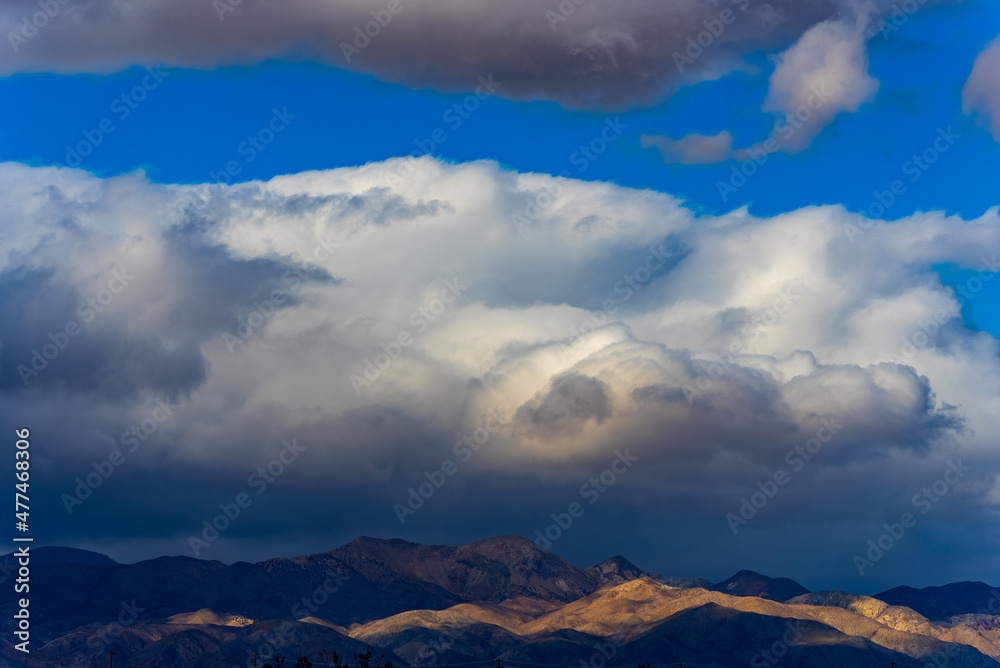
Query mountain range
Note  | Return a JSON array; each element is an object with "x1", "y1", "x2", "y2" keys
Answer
[{"x1": 1, "y1": 536, "x2": 997, "y2": 668}]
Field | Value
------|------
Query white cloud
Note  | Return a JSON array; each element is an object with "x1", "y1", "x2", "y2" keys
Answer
[
  {"x1": 640, "y1": 132, "x2": 734, "y2": 165},
  {"x1": 1, "y1": 158, "x2": 997, "y2": 579},
  {"x1": 759, "y1": 16, "x2": 879, "y2": 153},
  {"x1": 963, "y1": 34, "x2": 1000, "y2": 142},
  {"x1": 644, "y1": 15, "x2": 881, "y2": 164}
]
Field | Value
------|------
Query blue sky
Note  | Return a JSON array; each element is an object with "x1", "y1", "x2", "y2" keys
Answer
[
  {"x1": 3, "y1": 0, "x2": 996, "y2": 334},
  {"x1": 0, "y1": 0, "x2": 996, "y2": 219}
]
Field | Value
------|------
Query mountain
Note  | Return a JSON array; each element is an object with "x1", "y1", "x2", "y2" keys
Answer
[
  {"x1": 0, "y1": 619, "x2": 400, "y2": 668},
  {"x1": 788, "y1": 590, "x2": 1000, "y2": 660},
  {"x1": 709, "y1": 568, "x2": 810, "y2": 601},
  {"x1": 344, "y1": 576, "x2": 1000, "y2": 667},
  {"x1": 173, "y1": 534, "x2": 620, "y2": 626},
  {"x1": 316, "y1": 535, "x2": 600, "y2": 604},
  {"x1": 789, "y1": 590, "x2": 941, "y2": 633},
  {"x1": 25, "y1": 545, "x2": 117, "y2": 567},
  {"x1": 612, "y1": 603, "x2": 918, "y2": 668},
  {"x1": 0, "y1": 552, "x2": 227, "y2": 640},
  {"x1": 1, "y1": 535, "x2": 649, "y2": 640},
  {"x1": 518, "y1": 576, "x2": 998, "y2": 664},
  {"x1": 877, "y1": 581, "x2": 1000, "y2": 619},
  {"x1": 2, "y1": 537, "x2": 997, "y2": 668},
  {"x1": 584, "y1": 555, "x2": 646, "y2": 587}
]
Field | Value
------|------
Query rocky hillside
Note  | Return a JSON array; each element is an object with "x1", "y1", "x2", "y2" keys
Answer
[{"x1": 1, "y1": 538, "x2": 996, "y2": 668}]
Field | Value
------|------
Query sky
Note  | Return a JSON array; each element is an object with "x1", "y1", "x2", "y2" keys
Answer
[{"x1": 1, "y1": 0, "x2": 999, "y2": 595}]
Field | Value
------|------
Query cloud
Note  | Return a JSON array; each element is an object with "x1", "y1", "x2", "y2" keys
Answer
[
  {"x1": 644, "y1": 13, "x2": 880, "y2": 164},
  {"x1": 515, "y1": 372, "x2": 613, "y2": 438},
  {"x1": 963, "y1": 34, "x2": 1000, "y2": 141},
  {"x1": 640, "y1": 131, "x2": 734, "y2": 164},
  {"x1": 756, "y1": 15, "x2": 880, "y2": 153},
  {"x1": 0, "y1": 0, "x2": 946, "y2": 110},
  {"x1": 2, "y1": 158, "x2": 998, "y2": 587}
]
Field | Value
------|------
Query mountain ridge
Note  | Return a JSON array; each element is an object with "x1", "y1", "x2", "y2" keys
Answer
[{"x1": 2, "y1": 537, "x2": 996, "y2": 668}]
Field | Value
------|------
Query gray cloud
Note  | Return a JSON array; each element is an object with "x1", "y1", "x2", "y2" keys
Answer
[
  {"x1": 640, "y1": 131, "x2": 735, "y2": 165},
  {"x1": 0, "y1": 0, "x2": 954, "y2": 109},
  {"x1": 516, "y1": 372, "x2": 613, "y2": 436}
]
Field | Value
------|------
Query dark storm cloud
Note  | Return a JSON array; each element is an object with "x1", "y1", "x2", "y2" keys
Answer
[
  {"x1": 0, "y1": 0, "x2": 958, "y2": 108},
  {"x1": 0, "y1": 214, "x2": 329, "y2": 399},
  {"x1": 517, "y1": 373, "x2": 613, "y2": 435}
]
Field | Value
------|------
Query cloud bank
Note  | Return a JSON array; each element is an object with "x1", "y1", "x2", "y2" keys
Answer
[
  {"x1": 0, "y1": 0, "x2": 948, "y2": 110},
  {"x1": 1, "y1": 158, "x2": 998, "y2": 588}
]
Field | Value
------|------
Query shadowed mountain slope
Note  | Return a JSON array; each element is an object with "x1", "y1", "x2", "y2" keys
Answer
[
  {"x1": 877, "y1": 581, "x2": 1000, "y2": 619},
  {"x1": 2, "y1": 538, "x2": 996, "y2": 668}
]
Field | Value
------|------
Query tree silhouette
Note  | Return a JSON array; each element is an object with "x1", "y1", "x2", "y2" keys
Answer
[{"x1": 319, "y1": 650, "x2": 342, "y2": 668}]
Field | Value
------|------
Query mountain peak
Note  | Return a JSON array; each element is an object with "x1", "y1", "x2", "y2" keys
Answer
[
  {"x1": 712, "y1": 569, "x2": 810, "y2": 602},
  {"x1": 462, "y1": 534, "x2": 544, "y2": 557},
  {"x1": 876, "y1": 581, "x2": 1000, "y2": 619},
  {"x1": 1, "y1": 545, "x2": 117, "y2": 567},
  {"x1": 593, "y1": 554, "x2": 641, "y2": 571}
]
